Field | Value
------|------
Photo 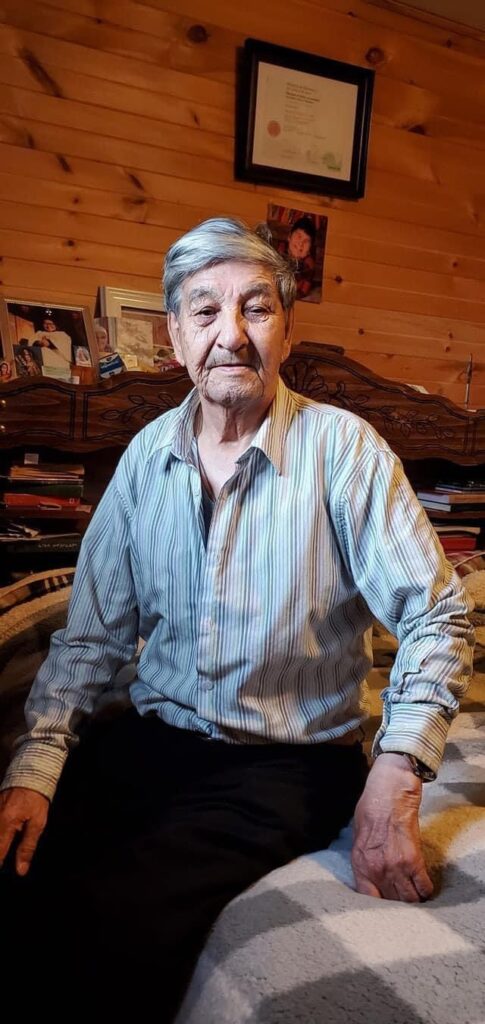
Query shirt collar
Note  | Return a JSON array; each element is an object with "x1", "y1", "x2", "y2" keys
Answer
[{"x1": 168, "y1": 376, "x2": 296, "y2": 475}]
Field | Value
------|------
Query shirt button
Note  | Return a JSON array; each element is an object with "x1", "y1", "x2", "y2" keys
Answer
[{"x1": 201, "y1": 680, "x2": 214, "y2": 692}]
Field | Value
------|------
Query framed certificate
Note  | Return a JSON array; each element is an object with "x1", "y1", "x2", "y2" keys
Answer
[{"x1": 235, "y1": 39, "x2": 374, "y2": 200}]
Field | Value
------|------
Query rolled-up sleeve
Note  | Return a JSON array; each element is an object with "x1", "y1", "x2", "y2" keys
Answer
[
  {"x1": 0, "y1": 466, "x2": 139, "y2": 801},
  {"x1": 336, "y1": 437, "x2": 475, "y2": 776}
]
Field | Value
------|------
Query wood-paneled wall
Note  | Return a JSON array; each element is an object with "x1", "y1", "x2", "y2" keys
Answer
[{"x1": 1, "y1": 0, "x2": 485, "y2": 405}]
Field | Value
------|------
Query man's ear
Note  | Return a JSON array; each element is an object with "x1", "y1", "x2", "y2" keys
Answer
[
  {"x1": 280, "y1": 307, "x2": 295, "y2": 364},
  {"x1": 167, "y1": 312, "x2": 185, "y2": 367}
]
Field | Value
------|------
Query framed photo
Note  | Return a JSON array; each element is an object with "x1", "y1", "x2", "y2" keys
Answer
[
  {"x1": 96, "y1": 287, "x2": 179, "y2": 372},
  {"x1": 235, "y1": 38, "x2": 374, "y2": 200},
  {"x1": 266, "y1": 204, "x2": 328, "y2": 303},
  {"x1": 0, "y1": 299, "x2": 96, "y2": 382}
]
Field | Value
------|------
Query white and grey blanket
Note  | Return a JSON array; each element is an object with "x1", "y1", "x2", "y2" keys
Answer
[{"x1": 178, "y1": 704, "x2": 485, "y2": 1024}]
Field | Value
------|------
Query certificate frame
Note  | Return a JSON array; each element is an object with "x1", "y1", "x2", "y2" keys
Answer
[{"x1": 235, "y1": 39, "x2": 374, "y2": 200}]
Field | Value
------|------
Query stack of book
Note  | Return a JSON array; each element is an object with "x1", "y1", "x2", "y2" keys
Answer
[
  {"x1": 0, "y1": 461, "x2": 85, "y2": 511},
  {"x1": 0, "y1": 461, "x2": 89, "y2": 583},
  {"x1": 416, "y1": 481, "x2": 485, "y2": 562},
  {"x1": 417, "y1": 482, "x2": 485, "y2": 516}
]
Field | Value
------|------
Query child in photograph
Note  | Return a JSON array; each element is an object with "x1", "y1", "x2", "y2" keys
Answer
[
  {"x1": 14, "y1": 342, "x2": 42, "y2": 377},
  {"x1": 32, "y1": 316, "x2": 73, "y2": 369},
  {"x1": 0, "y1": 360, "x2": 11, "y2": 381},
  {"x1": 278, "y1": 216, "x2": 316, "y2": 300}
]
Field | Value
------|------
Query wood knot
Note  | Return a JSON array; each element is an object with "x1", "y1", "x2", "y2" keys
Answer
[
  {"x1": 335, "y1": 274, "x2": 343, "y2": 284},
  {"x1": 409, "y1": 123, "x2": 427, "y2": 135},
  {"x1": 65, "y1": 238, "x2": 75, "y2": 247},
  {"x1": 358, "y1": 327, "x2": 365, "y2": 335},
  {"x1": 365, "y1": 46, "x2": 385, "y2": 66},
  {"x1": 187, "y1": 24, "x2": 209, "y2": 43},
  {"x1": 445, "y1": 38, "x2": 453, "y2": 48}
]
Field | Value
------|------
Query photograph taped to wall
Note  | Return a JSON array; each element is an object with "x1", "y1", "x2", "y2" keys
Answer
[
  {"x1": 266, "y1": 204, "x2": 328, "y2": 303},
  {"x1": 0, "y1": 299, "x2": 96, "y2": 382}
]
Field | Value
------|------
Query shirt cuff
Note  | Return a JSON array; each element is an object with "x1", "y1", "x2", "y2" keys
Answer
[
  {"x1": 371, "y1": 701, "x2": 451, "y2": 778},
  {"x1": 0, "y1": 742, "x2": 68, "y2": 802}
]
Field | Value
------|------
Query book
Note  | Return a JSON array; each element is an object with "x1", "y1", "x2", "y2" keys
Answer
[
  {"x1": 440, "y1": 536, "x2": 477, "y2": 553},
  {"x1": 421, "y1": 500, "x2": 485, "y2": 513},
  {"x1": 417, "y1": 489, "x2": 485, "y2": 505},
  {"x1": 434, "y1": 525, "x2": 480, "y2": 535},
  {"x1": 0, "y1": 532, "x2": 82, "y2": 554},
  {"x1": 1, "y1": 480, "x2": 84, "y2": 497},
  {"x1": 2, "y1": 493, "x2": 81, "y2": 508},
  {"x1": 9, "y1": 462, "x2": 85, "y2": 479}
]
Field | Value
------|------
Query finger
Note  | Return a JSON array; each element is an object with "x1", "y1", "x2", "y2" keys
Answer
[
  {"x1": 0, "y1": 824, "x2": 19, "y2": 868},
  {"x1": 391, "y1": 878, "x2": 422, "y2": 903},
  {"x1": 352, "y1": 871, "x2": 382, "y2": 899},
  {"x1": 16, "y1": 820, "x2": 44, "y2": 876},
  {"x1": 412, "y1": 866, "x2": 434, "y2": 901}
]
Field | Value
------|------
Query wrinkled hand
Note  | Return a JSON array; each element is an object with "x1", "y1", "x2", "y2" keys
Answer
[
  {"x1": 351, "y1": 753, "x2": 433, "y2": 902},
  {"x1": 0, "y1": 787, "x2": 49, "y2": 876}
]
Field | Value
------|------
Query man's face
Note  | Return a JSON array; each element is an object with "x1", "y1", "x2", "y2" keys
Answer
[
  {"x1": 43, "y1": 319, "x2": 56, "y2": 332},
  {"x1": 168, "y1": 262, "x2": 292, "y2": 410},
  {"x1": 288, "y1": 228, "x2": 311, "y2": 260}
]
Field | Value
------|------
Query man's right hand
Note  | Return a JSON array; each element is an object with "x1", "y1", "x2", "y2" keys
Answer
[{"x1": 0, "y1": 787, "x2": 49, "y2": 876}]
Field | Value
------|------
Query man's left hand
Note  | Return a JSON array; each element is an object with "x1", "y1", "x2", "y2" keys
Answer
[{"x1": 351, "y1": 752, "x2": 434, "y2": 902}]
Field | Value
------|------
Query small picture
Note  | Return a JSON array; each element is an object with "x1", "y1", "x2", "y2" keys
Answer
[
  {"x1": 0, "y1": 322, "x2": 13, "y2": 383},
  {"x1": 94, "y1": 309, "x2": 179, "y2": 375},
  {"x1": 0, "y1": 357, "x2": 13, "y2": 382},
  {"x1": 266, "y1": 204, "x2": 328, "y2": 303},
  {"x1": 0, "y1": 300, "x2": 96, "y2": 382}
]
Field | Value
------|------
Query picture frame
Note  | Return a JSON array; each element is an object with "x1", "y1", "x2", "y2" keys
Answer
[
  {"x1": 235, "y1": 38, "x2": 375, "y2": 200},
  {"x1": 0, "y1": 299, "x2": 97, "y2": 383},
  {"x1": 96, "y1": 287, "x2": 179, "y2": 373}
]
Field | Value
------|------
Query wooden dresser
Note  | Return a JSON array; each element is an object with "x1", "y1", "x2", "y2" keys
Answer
[{"x1": 1, "y1": 343, "x2": 484, "y2": 535}]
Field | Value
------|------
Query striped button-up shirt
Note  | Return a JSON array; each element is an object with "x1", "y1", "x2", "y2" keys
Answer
[{"x1": 2, "y1": 379, "x2": 474, "y2": 800}]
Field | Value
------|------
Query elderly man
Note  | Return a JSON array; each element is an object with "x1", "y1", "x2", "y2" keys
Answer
[{"x1": 0, "y1": 218, "x2": 473, "y2": 1017}]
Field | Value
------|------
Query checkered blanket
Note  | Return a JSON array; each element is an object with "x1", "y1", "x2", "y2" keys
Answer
[{"x1": 177, "y1": 708, "x2": 485, "y2": 1024}]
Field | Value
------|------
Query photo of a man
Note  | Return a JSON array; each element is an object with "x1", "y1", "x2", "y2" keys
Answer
[{"x1": 5, "y1": 302, "x2": 94, "y2": 381}]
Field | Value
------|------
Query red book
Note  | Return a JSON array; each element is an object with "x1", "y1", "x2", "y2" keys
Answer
[
  {"x1": 2, "y1": 492, "x2": 81, "y2": 509},
  {"x1": 440, "y1": 536, "x2": 477, "y2": 553}
]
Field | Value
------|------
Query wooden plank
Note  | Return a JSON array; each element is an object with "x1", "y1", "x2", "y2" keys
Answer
[
  {"x1": 0, "y1": 226, "x2": 168, "y2": 277},
  {"x1": 321, "y1": 276, "x2": 485, "y2": 323},
  {"x1": 0, "y1": 87, "x2": 233, "y2": 163},
  {"x1": 344, "y1": 351, "x2": 483, "y2": 384},
  {"x1": 0, "y1": 283, "x2": 95, "y2": 307},
  {"x1": 324, "y1": 254, "x2": 485, "y2": 304},
  {"x1": 0, "y1": 0, "x2": 237, "y2": 82},
  {"x1": 293, "y1": 320, "x2": 485, "y2": 360},
  {"x1": 0, "y1": 23, "x2": 231, "y2": 110},
  {"x1": 153, "y1": 0, "x2": 485, "y2": 103},
  {"x1": 295, "y1": 299, "x2": 485, "y2": 346},
  {"x1": 0, "y1": 117, "x2": 236, "y2": 187},
  {"x1": 0, "y1": 50, "x2": 233, "y2": 137},
  {"x1": 0, "y1": 188, "x2": 207, "y2": 243},
  {"x1": 0, "y1": 255, "x2": 160, "y2": 296}
]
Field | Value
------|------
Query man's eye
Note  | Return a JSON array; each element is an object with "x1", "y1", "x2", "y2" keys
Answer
[
  {"x1": 196, "y1": 307, "x2": 216, "y2": 317},
  {"x1": 245, "y1": 305, "x2": 269, "y2": 316}
]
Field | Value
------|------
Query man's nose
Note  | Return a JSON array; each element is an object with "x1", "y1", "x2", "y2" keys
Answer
[{"x1": 217, "y1": 309, "x2": 247, "y2": 350}]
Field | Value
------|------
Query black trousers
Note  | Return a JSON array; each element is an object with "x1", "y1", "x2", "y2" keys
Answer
[{"x1": 1, "y1": 708, "x2": 368, "y2": 1020}]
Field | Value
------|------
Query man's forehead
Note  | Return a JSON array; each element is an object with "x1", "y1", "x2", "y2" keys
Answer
[{"x1": 181, "y1": 263, "x2": 279, "y2": 303}]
